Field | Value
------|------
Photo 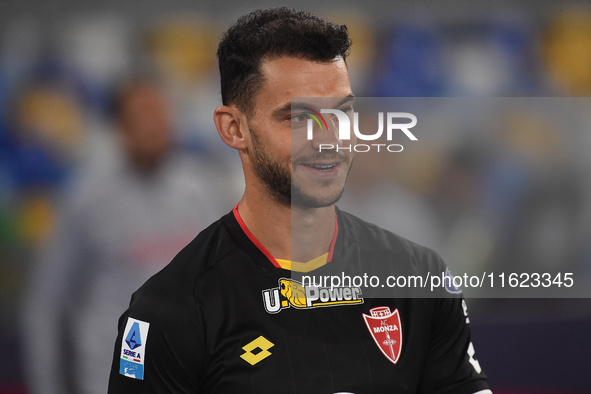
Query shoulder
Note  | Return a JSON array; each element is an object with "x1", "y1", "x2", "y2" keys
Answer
[
  {"x1": 144, "y1": 210, "x2": 237, "y2": 284},
  {"x1": 110, "y1": 212, "x2": 241, "y2": 389},
  {"x1": 124, "y1": 211, "x2": 239, "y2": 316}
]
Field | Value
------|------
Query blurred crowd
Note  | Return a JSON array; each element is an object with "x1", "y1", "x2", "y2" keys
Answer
[{"x1": 1, "y1": 1, "x2": 591, "y2": 393}]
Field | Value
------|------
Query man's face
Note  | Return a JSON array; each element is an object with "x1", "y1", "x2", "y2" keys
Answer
[
  {"x1": 245, "y1": 56, "x2": 354, "y2": 208},
  {"x1": 120, "y1": 83, "x2": 172, "y2": 171}
]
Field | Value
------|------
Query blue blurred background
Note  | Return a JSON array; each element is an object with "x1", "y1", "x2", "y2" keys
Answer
[{"x1": 1, "y1": 0, "x2": 591, "y2": 393}]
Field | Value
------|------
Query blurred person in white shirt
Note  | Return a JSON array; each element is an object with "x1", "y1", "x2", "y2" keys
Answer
[{"x1": 21, "y1": 77, "x2": 229, "y2": 394}]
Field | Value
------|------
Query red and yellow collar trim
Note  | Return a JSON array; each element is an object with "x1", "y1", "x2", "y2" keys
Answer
[{"x1": 232, "y1": 204, "x2": 338, "y2": 272}]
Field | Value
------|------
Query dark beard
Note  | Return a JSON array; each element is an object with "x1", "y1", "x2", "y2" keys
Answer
[
  {"x1": 249, "y1": 125, "x2": 350, "y2": 208},
  {"x1": 250, "y1": 126, "x2": 291, "y2": 206}
]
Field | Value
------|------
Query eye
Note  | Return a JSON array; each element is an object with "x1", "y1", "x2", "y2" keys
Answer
[
  {"x1": 339, "y1": 105, "x2": 354, "y2": 115},
  {"x1": 290, "y1": 113, "x2": 311, "y2": 128}
]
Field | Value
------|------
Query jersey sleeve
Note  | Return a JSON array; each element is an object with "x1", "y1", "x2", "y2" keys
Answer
[
  {"x1": 417, "y1": 295, "x2": 491, "y2": 394},
  {"x1": 408, "y1": 246, "x2": 491, "y2": 394},
  {"x1": 108, "y1": 275, "x2": 206, "y2": 393}
]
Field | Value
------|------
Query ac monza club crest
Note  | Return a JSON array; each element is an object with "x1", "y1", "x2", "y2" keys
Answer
[{"x1": 362, "y1": 307, "x2": 402, "y2": 364}]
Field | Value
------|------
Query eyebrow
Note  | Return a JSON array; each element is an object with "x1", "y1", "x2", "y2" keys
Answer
[{"x1": 273, "y1": 93, "x2": 356, "y2": 117}]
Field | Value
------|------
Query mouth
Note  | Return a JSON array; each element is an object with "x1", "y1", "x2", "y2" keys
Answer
[
  {"x1": 304, "y1": 163, "x2": 338, "y2": 172},
  {"x1": 297, "y1": 160, "x2": 345, "y2": 178},
  {"x1": 294, "y1": 152, "x2": 350, "y2": 178}
]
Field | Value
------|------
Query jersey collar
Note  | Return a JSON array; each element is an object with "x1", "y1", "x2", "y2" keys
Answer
[{"x1": 232, "y1": 203, "x2": 338, "y2": 271}]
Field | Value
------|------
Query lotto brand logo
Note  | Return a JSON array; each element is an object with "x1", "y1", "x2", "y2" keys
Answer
[
  {"x1": 240, "y1": 336, "x2": 275, "y2": 365},
  {"x1": 305, "y1": 109, "x2": 418, "y2": 153},
  {"x1": 262, "y1": 278, "x2": 363, "y2": 314}
]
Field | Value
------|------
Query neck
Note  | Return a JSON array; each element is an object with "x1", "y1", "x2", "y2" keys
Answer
[{"x1": 237, "y1": 187, "x2": 336, "y2": 263}]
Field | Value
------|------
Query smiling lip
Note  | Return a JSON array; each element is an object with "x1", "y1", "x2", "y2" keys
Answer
[
  {"x1": 304, "y1": 163, "x2": 338, "y2": 171},
  {"x1": 299, "y1": 160, "x2": 343, "y2": 176}
]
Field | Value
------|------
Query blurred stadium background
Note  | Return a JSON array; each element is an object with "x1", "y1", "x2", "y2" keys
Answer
[{"x1": 1, "y1": 0, "x2": 591, "y2": 393}]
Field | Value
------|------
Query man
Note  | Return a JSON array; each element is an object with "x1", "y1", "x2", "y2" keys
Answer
[
  {"x1": 23, "y1": 78, "x2": 224, "y2": 394},
  {"x1": 108, "y1": 8, "x2": 492, "y2": 393}
]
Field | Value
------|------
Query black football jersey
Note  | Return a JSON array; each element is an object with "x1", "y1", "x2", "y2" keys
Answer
[{"x1": 108, "y1": 207, "x2": 490, "y2": 393}]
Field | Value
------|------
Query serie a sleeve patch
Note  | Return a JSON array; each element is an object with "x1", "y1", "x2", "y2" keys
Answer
[{"x1": 119, "y1": 317, "x2": 150, "y2": 380}]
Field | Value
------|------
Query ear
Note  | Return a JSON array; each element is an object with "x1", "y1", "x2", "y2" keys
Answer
[{"x1": 214, "y1": 105, "x2": 248, "y2": 150}]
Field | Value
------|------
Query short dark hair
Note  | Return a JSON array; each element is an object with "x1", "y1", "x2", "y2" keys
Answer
[{"x1": 217, "y1": 7, "x2": 352, "y2": 114}]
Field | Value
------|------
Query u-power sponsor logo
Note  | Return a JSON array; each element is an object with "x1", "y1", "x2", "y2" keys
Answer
[{"x1": 306, "y1": 109, "x2": 417, "y2": 153}]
